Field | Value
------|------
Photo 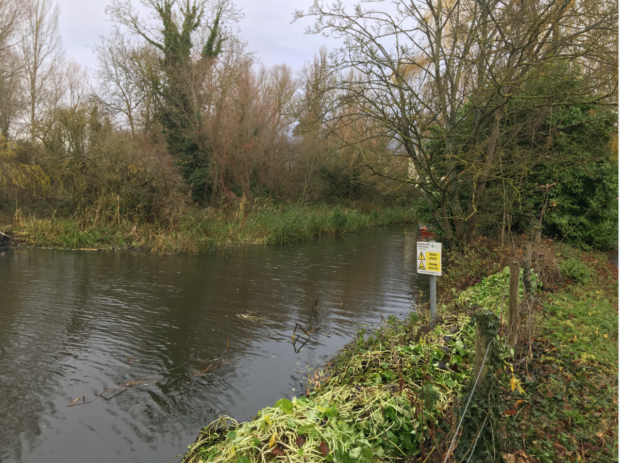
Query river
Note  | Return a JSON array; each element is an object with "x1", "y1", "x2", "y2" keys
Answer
[{"x1": 0, "y1": 225, "x2": 426, "y2": 463}]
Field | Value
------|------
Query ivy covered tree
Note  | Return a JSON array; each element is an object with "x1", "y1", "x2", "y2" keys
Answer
[{"x1": 107, "y1": 0, "x2": 236, "y2": 202}]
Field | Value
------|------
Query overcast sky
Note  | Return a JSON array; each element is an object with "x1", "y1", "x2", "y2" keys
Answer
[{"x1": 56, "y1": 0, "x2": 343, "y2": 73}]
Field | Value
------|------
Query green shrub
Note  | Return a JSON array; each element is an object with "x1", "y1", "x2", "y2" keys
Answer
[{"x1": 560, "y1": 258, "x2": 592, "y2": 284}]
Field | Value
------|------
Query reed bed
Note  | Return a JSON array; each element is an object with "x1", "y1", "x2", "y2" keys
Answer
[{"x1": 8, "y1": 204, "x2": 417, "y2": 254}]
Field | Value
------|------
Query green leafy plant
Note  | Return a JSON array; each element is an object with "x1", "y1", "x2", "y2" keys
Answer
[
  {"x1": 183, "y1": 311, "x2": 477, "y2": 462},
  {"x1": 559, "y1": 258, "x2": 592, "y2": 284}
]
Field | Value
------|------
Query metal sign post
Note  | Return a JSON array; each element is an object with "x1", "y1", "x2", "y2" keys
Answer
[
  {"x1": 417, "y1": 241, "x2": 442, "y2": 328},
  {"x1": 430, "y1": 274, "x2": 436, "y2": 327}
]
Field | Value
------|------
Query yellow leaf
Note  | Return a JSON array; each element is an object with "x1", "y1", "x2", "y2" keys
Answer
[
  {"x1": 510, "y1": 375, "x2": 517, "y2": 392},
  {"x1": 604, "y1": 334, "x2": 608, "y2": 338},
  {"x1": 510, "y1": 375, "x2": 526, "y2": 395},
  {"x1": 269, "y1": 432, "x2": 277, "y2": 448}
]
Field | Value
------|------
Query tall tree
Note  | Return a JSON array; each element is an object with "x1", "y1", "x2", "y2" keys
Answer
[
  {"x1": 0, "y1": 0, "x2": 24, "y2": 139},
  {"x1": 95, "y1": 30, "x2": 150, "y2": 136},
  {"x1": 107, "y1": 0, "x2": 241, "y2": 202},
  {"x1": 21, "y1": 0, "x2": 64, "y2": 151}
]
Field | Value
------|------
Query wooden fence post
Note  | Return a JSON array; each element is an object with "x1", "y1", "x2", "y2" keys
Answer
[
  {"x1": 474, "y1": 322, "x2": 489, "y2": 381},
  {"x1": 508, "y1": 261, "x2": 520, "y2": 349},
  {"x1": 523, "y1": 242, "x2": 532, "y2": 302},
  {"x1": 473, "y1": 311, "x2": 499, "y2": 382}
]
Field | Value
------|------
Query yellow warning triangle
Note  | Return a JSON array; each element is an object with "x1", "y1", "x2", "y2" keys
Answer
[
  {"x1": 418, "y1": 261, "x2": 426, "y2": 270},
  {"x1": 418, "y1": 252, "x2": 425, "y2": 260}
]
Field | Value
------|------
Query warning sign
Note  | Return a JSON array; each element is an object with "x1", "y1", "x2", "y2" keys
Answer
[{"x1": 417, "y1": 241, "x2": 442, "y2": 276}]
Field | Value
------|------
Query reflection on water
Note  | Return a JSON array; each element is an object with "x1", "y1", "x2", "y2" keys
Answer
[{"x1": 0, "y1": 225, "x2": 426, "y2": 463}]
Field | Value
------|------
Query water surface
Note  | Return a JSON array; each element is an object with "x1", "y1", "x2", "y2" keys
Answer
[{"x1": 0, "y1": 226, "x2": 426, "y2": 463}]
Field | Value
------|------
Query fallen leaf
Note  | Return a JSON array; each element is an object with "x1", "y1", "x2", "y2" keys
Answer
[
  {"x1": 295, "y1": 436, "x2": 306, "y2": 447},
  {"x1": 269, "y1": 432, "x2": 277, "y2": 448},
  {"x1": 320, "y1": 441, "x2": 330, "y2": 456},
  {"x1": 271, "y1": 448, "x2": 285, "y2": 457},
  {"x1": 503, "y1": 410, "x2": 517, "y2": 415},
  {"x1": 502, "y1": 453, "x2": 526, "y2": 463},
  {"x1": 552, "y1": 442, "x2": 567, "y2": 452}
]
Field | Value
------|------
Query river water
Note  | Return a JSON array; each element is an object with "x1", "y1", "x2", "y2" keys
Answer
[{"x1": 0, "y1": 225, "x2": 427, "y2": 463}]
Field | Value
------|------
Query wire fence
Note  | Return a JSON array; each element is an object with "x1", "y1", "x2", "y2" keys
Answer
[{"x1": 443, "y1": 337, "x2": 495, "y2": 463}]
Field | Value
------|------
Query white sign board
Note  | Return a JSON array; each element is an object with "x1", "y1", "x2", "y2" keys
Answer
[{"x1": 417, "y1": 241, "x2": 442, "y2": 276}]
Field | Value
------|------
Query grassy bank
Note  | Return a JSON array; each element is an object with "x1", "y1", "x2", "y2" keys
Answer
[
  {"x1": 505, "y1": 247, "x2": 618, "y2": 462},
  {"x1": 3, "y1": 203, "x2": 417, "y2": 253},
  {"x1": 181, "y1": 239, "x2": 617, "y2": 462}
]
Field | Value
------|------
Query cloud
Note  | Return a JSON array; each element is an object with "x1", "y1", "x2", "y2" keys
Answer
[{"x1": 56, "y1": 0, "x2": 341, "y2": 71}]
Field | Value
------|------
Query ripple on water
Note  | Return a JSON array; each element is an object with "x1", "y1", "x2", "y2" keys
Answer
[{"x1": 0, "y1": 225, "x2": 425, "y2": 463}]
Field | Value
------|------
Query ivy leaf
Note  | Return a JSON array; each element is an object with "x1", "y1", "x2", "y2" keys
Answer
[
  {"x1": 298, "y1": 424, "x2": 316, "y2": 434},
  {"x1": 349, "y1": 447, "x2": 362, "y2": 458},
  {"x1": 226, "y1": 431, "x2": 236, "y2": 439},
  {"x1": 275, "y1": 398, "x2": 293, "y2": 414}
]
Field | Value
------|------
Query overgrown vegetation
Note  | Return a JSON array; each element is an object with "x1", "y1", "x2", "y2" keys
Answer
[
  {"x1": 0, "y1": 0, "x2": 413, "y2": 235},
  {"x1": 0, "y1": 0, "x2": 615, "y2": 253},
  {"x1": 6, "y1": 203, "x2": 417, "y2": 252}
]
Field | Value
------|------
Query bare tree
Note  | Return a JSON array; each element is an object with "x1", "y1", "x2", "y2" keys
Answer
[
  {"x1": 95, "y1": 30, "x2": 149, "y2": 136},
  {"x1": 297, "y1": 0, "x2": 617, "y2": 245},
  {"x1": 21, "y1": 0, "x2": 64, "y2": 150},
  {"x1": 0, "y1": 0, "x2": 25, "y2": 139},
  {"x1": 0, "y1": 0, "x2": 23, "y2": 52}
]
